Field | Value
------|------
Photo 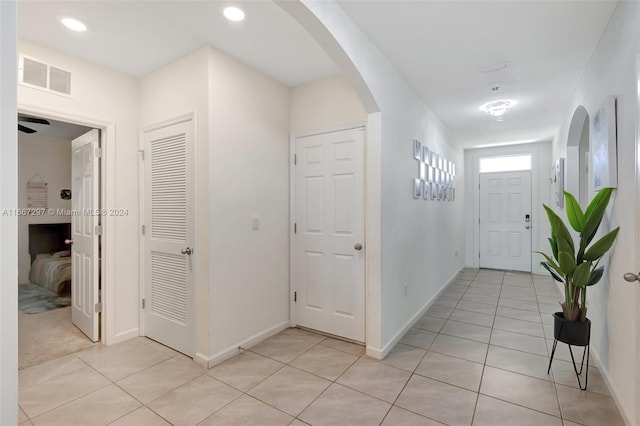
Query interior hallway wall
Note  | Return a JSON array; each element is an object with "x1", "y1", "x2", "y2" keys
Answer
[
  {"x1": 550, "y1": 2, "x2": 639, "y2": 423},
  {"x1": 290, "y1": 74, "x2": 367, "y2": 136},
  {"x1": 17, "y1": 40, "x2": 140, "y2": 345},
  {"x1": 17, "y1": 133, "x2": 71, "y2": 283}
]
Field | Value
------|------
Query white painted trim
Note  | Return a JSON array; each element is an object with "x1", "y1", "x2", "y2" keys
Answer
[
  {"x1": 635, "y1": 49, "x2": 640, "y2": 426},
  {"x1": 294, "y1": 121, "x2": 367, "y2": 139},
  {"x1": 139, "y1": 112, "x2": 198, "y2": 357},
  {"x1": 0, "y1": 3, "x2": 18, "y2": 422},
  {"x1": 289, "y1": 123, "x2": 367, "y2": 340},
  {"x1": 589, "y1": 349, "x2": 635, "y2": 426},
  {"x1": 202, "y1": 320, "x2": 290, "y2": 368},
  {"x1": 372, "y1": 268, "x2": 461, "y2": 360},
  {"x1": 17, "y1": 103, "x2": 117, "y2": 345},
  {"x1": 467, "y1": 143, "x2": 546, "y2": 274},
  {"x1": 112, "y1": 327, "x2": 140, "y2": 345}
]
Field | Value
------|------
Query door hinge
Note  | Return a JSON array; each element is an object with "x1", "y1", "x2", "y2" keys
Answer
[
  {"x1": 95, "y1": 148, "x2": 102, "y2": 158},
  {"x1": 478, "y1": 218, "x2": 480, "y2": 224},
  {"x1": 294, "y1": 154, "x2": 297, "y2": 165},
  {"x1": 95, "y1": 225, "x2": 102, "y2": 236},
  {"x1": 141, "y1": 299, "x2": 146, "y2": 309},
  {"x1": 141, "y1": 224, "x2": 145, "y2": 235},
  {"x1": 94, "y1": 302, "x2": 102, "y2": 313},
  {"x1": 478, "y1": 183, "x2": 480, "y2": 189},
  {"x1": 294, "y1": 291, "x2": 297, "y2": 302},
  {"x1": 139, "y1": 149, "x2": 145, "y2": 160},
  {"x1": 294, "y1": 223, "x2": 297, "y2": 234},
  {"x1": 479, "y1": 252, "x2": 481, "y2": 258}
]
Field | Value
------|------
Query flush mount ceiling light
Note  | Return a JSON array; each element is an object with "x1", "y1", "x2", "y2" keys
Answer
[
  {"x1": 61, "y1": 17, "x2": 87, "y2": 32},
  {"x1": 223, "y1": 6, "x2": 245, "y2": 22},
  {"x1": 481, "y1": 99, "x2": 516, "y2": 122}
]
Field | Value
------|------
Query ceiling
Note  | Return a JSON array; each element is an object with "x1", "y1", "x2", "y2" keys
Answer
[
  {"x1": 17, "y1": 1, "x2": 617, "y2": 149},
  {"x1": 18, "y1": 115, "x2": 92, "y2": 140},
  {"x1": 338, "y1": 1, "x2": 617, "y2": 148},
  {"x1": 17, "y1": 1, "x2": 340, "y2": 86}
]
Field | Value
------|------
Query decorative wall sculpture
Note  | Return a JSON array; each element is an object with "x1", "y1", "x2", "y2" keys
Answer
[{"x1": 412, "y1": 139, "x2": 455, "y2": 201}]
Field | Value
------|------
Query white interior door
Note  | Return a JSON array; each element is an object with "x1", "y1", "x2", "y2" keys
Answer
[
  {"x1": 293, "y1": 127, "x2": 365, "y2": 342},
  {"x1": 143, "y1": 119, "x2": 195, "y2": 356},
  {"x1": 71, "y1": 129, "x2": 100, "y2": 341},
  {"x1": 479, "y1": 171, "x2": 532, "y2": 272}
]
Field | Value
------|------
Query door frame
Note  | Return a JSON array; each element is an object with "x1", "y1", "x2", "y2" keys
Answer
[
  {"x1": 138, "y1": 112, "x2": 198, "y2": 356},
  {"x1": 289, "y1": 123, "x2": 367, "y2": 340},
  {"x1": 634, "y1": 50, "x2": 640, "y2": 426},
  {"x1": 18, "y1": 103, "x2": 114, "y2": 343},
  {"x1": 468, "y1": 145, "x2": 545, "y2": 273}
]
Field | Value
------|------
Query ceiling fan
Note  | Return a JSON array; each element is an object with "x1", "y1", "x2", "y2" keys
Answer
[{"x1": 18, "y1": 115, "x2": 50, "y2": 134}]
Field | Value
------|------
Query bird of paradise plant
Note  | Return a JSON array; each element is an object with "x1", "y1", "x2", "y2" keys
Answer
[{"x1": 537, "y1": 188, "x2": 619, "y2": 321}]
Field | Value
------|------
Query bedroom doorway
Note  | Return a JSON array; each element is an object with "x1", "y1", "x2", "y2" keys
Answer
[{"x1": 17, "y1": 114, "x2": 102, "y2": 369}]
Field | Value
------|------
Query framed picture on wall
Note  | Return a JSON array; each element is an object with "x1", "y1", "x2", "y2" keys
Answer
[
  {"x1": 413, "y1": 139, "x2": 422, "y2": 161},
  {"x1": 419, "y1": 162, "x2": 425, "y2": 180},
  {"x1": 423, "y1": 146, "x2": 430, "y2": 165},
  {"x1": 592, "y1": 95, "x2": 618, "y2": 190},
  {"x1": 413, "y1": 178, "x2": 422, "y2": 198},
  {"x1": 423, "y1": 181, "x2": 430, "y2": 200}
]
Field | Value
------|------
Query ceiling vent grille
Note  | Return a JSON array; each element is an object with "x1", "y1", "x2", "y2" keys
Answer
[{"x1": 19, "y1": 54, "x2": 73, "y2": 97}]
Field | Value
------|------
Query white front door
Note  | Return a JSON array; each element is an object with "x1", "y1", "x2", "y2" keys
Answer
[
  {"x1": 479, "y1": 171, "x2": 532, "y2": 272},
  {"x1": 143, "y1": 119, "x2": 195, "y2": 356},
  {"x1": 293, "y1": 127, "x2": 365, "y2": 342},
  {"x1": 71, "y1": 129, "x2": 100, "y2": 341}
]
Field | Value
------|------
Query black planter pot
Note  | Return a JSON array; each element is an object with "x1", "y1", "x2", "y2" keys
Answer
[{"x1": 553, "y1": 312, "x2": 591, "y2": 346}]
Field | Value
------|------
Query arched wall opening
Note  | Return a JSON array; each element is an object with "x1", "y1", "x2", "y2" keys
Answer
[{"x1": 566, "y1": 105, "x2": 590, "y2": 206}]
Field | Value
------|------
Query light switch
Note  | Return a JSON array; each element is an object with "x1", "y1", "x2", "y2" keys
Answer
[{"x1": 252, "y1": 215, "x2": 260, "y2": 230}]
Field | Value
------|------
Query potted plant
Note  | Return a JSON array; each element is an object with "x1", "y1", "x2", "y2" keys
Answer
[{"x1": 538, "y1": 188, "x2": 619, "y2": 344}]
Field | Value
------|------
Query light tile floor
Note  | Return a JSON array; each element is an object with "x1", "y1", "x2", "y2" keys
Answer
[{"x1": 18, "y1": 269, "x2": 626, "y2": 425}]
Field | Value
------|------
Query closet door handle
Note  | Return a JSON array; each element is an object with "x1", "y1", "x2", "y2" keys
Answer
[
  {"x1": 64, "y1": 239, "x2": 73, "y2": 245},
  {"x1": 181, "y1": 247, "x2": 193, "y2": 255}
]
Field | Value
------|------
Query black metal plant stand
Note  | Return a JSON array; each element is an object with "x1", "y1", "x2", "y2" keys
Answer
[{"x1": 547, "y1": 316, "x2": 590, "y2": 391}]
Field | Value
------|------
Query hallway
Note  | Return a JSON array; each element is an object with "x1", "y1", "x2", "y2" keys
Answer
[{"x1": 17, "y1": 269, "x2": 625, "y2": 425}]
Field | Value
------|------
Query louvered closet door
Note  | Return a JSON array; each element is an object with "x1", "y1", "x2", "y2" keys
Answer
[{"x1": 143, "y1": 119, "x2": 195, "y2": 356}]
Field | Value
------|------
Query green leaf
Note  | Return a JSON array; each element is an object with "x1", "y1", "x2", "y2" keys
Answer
[
  {"x1": 583, "y1": 227, "x2": 620, "y2": 261},
  {"x1": 544, "y1": 205, "x2": 574, "y2": 255},
  {"x1": 535, "y1": 251, "x2": 562, "y2": 276},
  {"x1": 573, "y1": 262, "x2": 592, "y2": 287},
  {"x1": 586, "y1": 266, "x2": 604, "y2": 286},
  {"x1": 564, "y1": 191, "x2": 585, "y2": 232},
  {"x1": 540, "y1": 262, "x2": 563, "y2": 282},
  {"x1": 583, "y1": 188, "x2": 614, "y2": 244},
  {"x1": 558, "y1": 251, "x2": 576, "y2": 275},
  {"x1": 548, "y1": 236, "x2": 558, "y2": 260},
  {"x1": 557, "y1": 236, "x2": 574, "y2": 256}
]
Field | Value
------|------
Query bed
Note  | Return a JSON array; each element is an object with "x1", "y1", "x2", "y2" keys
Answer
[{"x1": 28, "y1": 223, "x2": 72, "y2": 295}]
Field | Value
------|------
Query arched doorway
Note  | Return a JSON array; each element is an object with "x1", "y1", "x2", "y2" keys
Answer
[{"x1": 566, "y1": 106, "x2": 590, "y2": 206}]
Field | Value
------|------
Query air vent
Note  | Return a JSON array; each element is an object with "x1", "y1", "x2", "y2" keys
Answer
[
  {"x1": 49, "y1": 67, "x2": 71, "y2": 95},
  {"x1": 19, "y1": 54, "x2": 72, "y2": 97},
  {"x1": 22, "y1": 57, "x2": 47, "y2": 88}
]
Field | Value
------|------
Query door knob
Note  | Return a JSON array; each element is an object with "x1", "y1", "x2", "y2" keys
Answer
[
  {"x1": 623, "y1": 272, "x2": 640, "y2": 283},
  {"x1": 354, "y1": 243, "x2": 363, "y2": 251},
  {"x1": 525, "y1": 226, "x2": 530, "y2": 229},
  {"x1": 181, "y1": 247, "x2": 193, "y2": 255},
  {"x1": 64, "y1": 239, "x2": 73, "y2": 245}
]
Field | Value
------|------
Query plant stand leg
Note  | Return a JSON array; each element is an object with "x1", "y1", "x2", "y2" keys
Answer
[
  {"x1": 547, "y1": 338, "x2": 559, "y2": 375},
  {"x1": 567, "y1": 343, "x2": 589, "y2": 390}
]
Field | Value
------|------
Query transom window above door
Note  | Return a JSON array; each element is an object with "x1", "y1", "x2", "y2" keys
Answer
[{"x1": 479, "y1": 154, "x2": 532, "y2": 173}]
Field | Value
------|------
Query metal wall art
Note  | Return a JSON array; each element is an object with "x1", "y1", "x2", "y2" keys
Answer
[{"x1": 412, "y1": 139, "x2": 455, "y2": 201}]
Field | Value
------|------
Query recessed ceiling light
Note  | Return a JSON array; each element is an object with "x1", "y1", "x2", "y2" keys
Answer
[
  {"x1": 223, "y1": 6, "x2": 245, "y2": 22},
  {"x1": 61, "y1": 17, "x2": 87, "y2": 32},
  {"x1": 480, "y1": 100, "x2": 516, "y2": 122}
]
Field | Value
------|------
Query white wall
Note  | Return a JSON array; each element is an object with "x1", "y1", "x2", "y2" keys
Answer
[
  {"x1": 17, "y1": 133, "x2": 71, "y2": 283},
  {"x1": 0, "y1": 1, "x2": 18, "y2": 423},
  {"x1": 464, "y1": 142, "x2": 552, "y2": 274},
  {"x1": 550, "y1": 2, "x2": 639, "y2": 423},
  {"x1": 18, "y1": 40, "x2": 140, "y2": 345},
  {"x1": 208, "y1": 48, "x2": 290, "y2": 363},
  {"x1": 139, "y1": 48, "x2": 211, "y2": 361},
  {"x1": 290, "y1": 74, "x2": 367, "y2": 135},
  {"x1": 282, "y1": 1, "x2": 465, "y2": 358}
]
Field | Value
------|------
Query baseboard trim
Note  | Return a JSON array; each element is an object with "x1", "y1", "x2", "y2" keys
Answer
[
  {"x1": 204, "y1": 320, "x2": 290, "y2": 368},
  {"x1": 110, "y1": 328, "x2": 139, "y2": 345},
  {"x1": 589, "y1": 347, "x2": 635, "y2": 426},
  {"x1": 378, "y1": 268, "x2": 461, "y2": 359}
]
